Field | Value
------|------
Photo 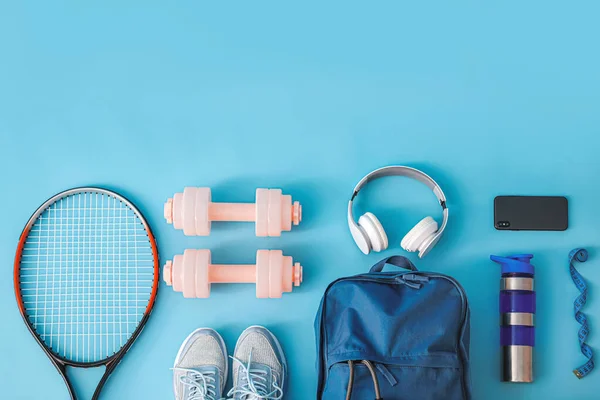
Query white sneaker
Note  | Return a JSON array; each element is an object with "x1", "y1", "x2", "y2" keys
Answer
[
  {"x1": 173, "y1": 328, "x2": 228, "y2": 400},
  {"x1": 227, "y1": 326, "x2": 287, "y2": 400}
]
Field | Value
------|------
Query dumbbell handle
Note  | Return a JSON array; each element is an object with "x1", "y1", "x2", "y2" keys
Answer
[
  {"x1": 205, "y1": 264, "x2": 258, "y2": 283},
  {"x1": 209, "y1": 203, "x2": 256, "y2": 222},
  {"x1": 164, "y1": 199, "x2": 256, "y2": 222}
]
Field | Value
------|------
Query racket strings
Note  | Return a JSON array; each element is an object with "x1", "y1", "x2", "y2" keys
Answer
[{"x1": 19, "y1": 191, "x2": 156, "y2": 363}]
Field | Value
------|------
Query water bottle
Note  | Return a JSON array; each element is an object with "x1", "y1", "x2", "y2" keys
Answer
[{"x1": 490, "y1": 254, "x2": 535, "y2": 383}]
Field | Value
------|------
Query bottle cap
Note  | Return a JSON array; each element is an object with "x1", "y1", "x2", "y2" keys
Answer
[{"x1": 490, "y1": 254, "x2": 534, "y2": 275}]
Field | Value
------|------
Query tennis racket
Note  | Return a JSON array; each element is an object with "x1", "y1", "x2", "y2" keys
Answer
[{"x1": 14, "y1": 187, "x2": 159, "y2": 400}]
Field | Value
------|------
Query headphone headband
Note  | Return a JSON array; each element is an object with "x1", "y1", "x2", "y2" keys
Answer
[
  {"x1": 347, "y1": 165, "x2": 449, "y2": 256},
  {"x1": 351, "y1": 166, "x2": 447, "y2": 207}
]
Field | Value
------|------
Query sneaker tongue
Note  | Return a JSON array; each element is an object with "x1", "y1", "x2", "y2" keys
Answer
[{"x1": 188, "y1": 365, "x2": 218, "y2": 375}]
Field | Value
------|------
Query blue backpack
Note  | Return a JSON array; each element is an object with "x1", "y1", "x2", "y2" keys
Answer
[{"x1": 315, "y1": 256, "x2": 471, "y2": 399}]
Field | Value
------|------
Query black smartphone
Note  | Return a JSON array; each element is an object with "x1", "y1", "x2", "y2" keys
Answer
[{"x1": 494, "y1": 196, "x2": 568, "y2": 231}]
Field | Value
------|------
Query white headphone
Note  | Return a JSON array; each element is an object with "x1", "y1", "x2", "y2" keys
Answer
[{"x1": 347, "y1": 166, "x2": 449, "y2": 258}]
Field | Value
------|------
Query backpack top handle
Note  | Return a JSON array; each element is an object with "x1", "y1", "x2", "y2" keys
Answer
[{"x1": 370, "y1": 255, "x2": 418, "y2": 273}]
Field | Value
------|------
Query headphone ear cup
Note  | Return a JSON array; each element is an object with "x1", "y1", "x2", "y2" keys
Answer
[
  {"x1": 358, "y1": 212, "x2": 389, "y2": 252},
  {"x1": 349, "y1": 221, "x2": 372, "y2": 254},
  {"x1": 401, "y1": 216, "x2": 438, "y2": 253},
  {"x1": 417, "y1": 234, "x2": 440, "y2": 258}
]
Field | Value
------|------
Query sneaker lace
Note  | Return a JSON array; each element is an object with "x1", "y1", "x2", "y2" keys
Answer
[
  {"x1": 172, "y1": 367, "x2": 220, "y2": 400},
  {"x1": 226, "y1": 352, "x2": 283, "y2": 400}
]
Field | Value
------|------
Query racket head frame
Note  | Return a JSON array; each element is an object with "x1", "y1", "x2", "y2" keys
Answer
[{"x1": 13, "y1": 187, "x2": 159, "y2": 399}]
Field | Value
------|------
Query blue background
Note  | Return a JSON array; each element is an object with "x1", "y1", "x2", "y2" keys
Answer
[{"x1": 1, "y1": 2, "x2": 599, "y2": 399}]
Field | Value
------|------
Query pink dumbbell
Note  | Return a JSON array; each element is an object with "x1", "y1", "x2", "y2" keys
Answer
[
  {"x1": 164, "y1": 188, "x2": 302, "y2": 236},
  {"x1": 163, "y1": 250, "x2": 303, "y2": 298}
]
